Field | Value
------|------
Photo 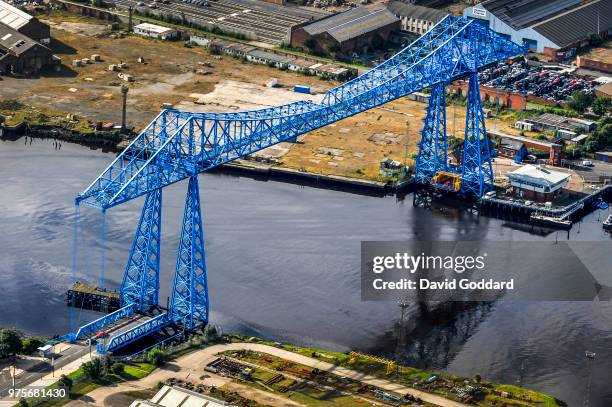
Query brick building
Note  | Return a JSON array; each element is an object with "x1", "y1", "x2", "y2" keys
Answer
[
  {"x1": 0, "y1": 23, "x2": 53, "y2": 74},
  {"x1": 0, "y1": 0, "x2": 50, "y2": 43},
  {"x1": 290, "y1": 7, "x2": 400, "y2": 55}
]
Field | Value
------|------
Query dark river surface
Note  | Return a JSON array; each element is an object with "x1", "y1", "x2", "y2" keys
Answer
[{"x1": 1, "y1": 137, "x2": 611, "y2": 406}]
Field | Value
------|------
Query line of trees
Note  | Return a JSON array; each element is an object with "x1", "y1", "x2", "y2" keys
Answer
[{"x1": 0, "y1": 329, "x2": 44, "y2": 359}]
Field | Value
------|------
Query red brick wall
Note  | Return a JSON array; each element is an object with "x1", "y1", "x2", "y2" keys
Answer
[
  {"x1": 576, "y1": 56, "x2": 612, "y2": 74},
  {"x1": 290, "y1": 20, "x2": 400, "y2": 55},
  {"x1": 260, "y1": 0, "x2": 285, "y2": 5}
]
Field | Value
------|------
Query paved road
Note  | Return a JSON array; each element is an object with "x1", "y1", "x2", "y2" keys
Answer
[
  {"x1": 0, "y1": 345, "x2": 89, "y2": 399},
  {"x1": 69, "y1": 342, "x2": 468, "y2": 407}
]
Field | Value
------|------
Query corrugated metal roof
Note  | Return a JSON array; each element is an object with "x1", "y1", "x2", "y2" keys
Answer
[
  {"x1": 303, "y1": 7, "x2": 399, "y2": 43},
  {"x1": 247, "y1": 49, "x2": 295, "y2": 64},
  {"x1": 481, "y1": 0, "x2": 583, "y2": 30},
  {"x1": 387, "y1": 1, "x2": 447, "y2": 22},
  {"x1": 533, "y1": 0, "x2": 612, "y2": 48},
  {"x1": 508, "y1": 164, "x2": 571, "y2": 185},
  {"x1": 0, "y1": 22, "x2": 43, "y2": 56},
  {"x1": 0, "y1": 0, "x2": 32, "y2": 31}
]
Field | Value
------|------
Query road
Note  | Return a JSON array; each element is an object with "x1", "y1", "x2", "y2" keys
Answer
[
  {"x1": 67, "y1": 342, "x2": 469, "y2": 407},
  {"x1": 0, "y1": 344, "x2": 89, "y2": 400}
]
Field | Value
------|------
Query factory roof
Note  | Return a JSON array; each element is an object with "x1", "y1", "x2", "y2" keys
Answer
[
  {"x1": 387, "y1": 1, "x2": 447, "y2": 22},
  {"x1": 0, "y1": 0, "x2": 32, "y2": 31},
  {"x1": 508, "y1": 164, "x2": 571, "y2": 186},
  {"x1": 480, "y1": 0, "x2": 584, "y2": 30},
  {"x1": 0, "y1": 23, "x2": 44, "y2": 56},
  {"x1": 303, "y1": 7, "x2": 399, "y2": 43},
  {"x1": 130, "y1": 386, "x2": 232, "y2": 407},
  {"x1": 500, "y1": 138, "x2": 524, "y2": 150},
  {"x1": 133, "y1": 22, "x2": 176, "y2": 35},
  {"x1": 247, "y1": 49, "x2": 294, "y2": 64},
  {"x1": 532, "y1": 0, "x2": 612, "y2": 48}
]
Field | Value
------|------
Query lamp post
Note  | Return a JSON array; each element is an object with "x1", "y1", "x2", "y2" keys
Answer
[{"x1": 121, "y1": 85, "x2": 129, "y2": 132}]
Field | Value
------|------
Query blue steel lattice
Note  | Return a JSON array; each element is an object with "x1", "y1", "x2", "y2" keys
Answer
[
  {"x1": 76, "y1": 16, "x2": 526, "y2": 210},
  {"x1": 75, "y1": 16, "x2": 526, "y2": 352},
  {"x1": 170, "y1": 176, "x2": 209, "y2": 330},
  {"x1": 120, "y1": 189, "x2": 162, "y2": 311},
  {"x1": 460, "y1": 72, "x2": 494, "y2": 196},
  {"x1": 415, "y1": 81, "x2": 448, "y2": 183}
]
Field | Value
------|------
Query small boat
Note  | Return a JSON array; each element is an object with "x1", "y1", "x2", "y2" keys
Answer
[{"x1": 603, "y1": 215, "x2": 612, "y2": 232}]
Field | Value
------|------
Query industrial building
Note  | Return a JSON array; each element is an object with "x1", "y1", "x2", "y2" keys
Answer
[
  {"x1": 507, "y1": 164, "x2": 571, "y2": 201},
  {"x1": 595, "y1": 151, "x2": 612, "y2": 163},
  {"x1": 0, "y1": 23, "x2": 53, "y2": 74},
  {"x1": 133, "y1": 23, "x2": 178, "y2": 40},
  {"x1": 387, "y1": 1, "x2": 447, "y2": 35},
  {"x1": 290, "y1": 7, "x2": 400, "y2": 54},
  {"x1": 205, "y1": 38, "x2": 352, "y2": 79},
  {"x1": 130, "y1": 385, "x2": 232, "y2": 407},
  {"x1": 0, "y1": 0, "x2": 50, "y2": 43},
  {"x1": 463, "y1": 0, "x2": 612, "y2": 60},
  {"x1": 497, "y1": 138, "x2": 527, "y2": 162},
  {"x1": 521, "y1": 113, "x2": 596, "y2": 134}
]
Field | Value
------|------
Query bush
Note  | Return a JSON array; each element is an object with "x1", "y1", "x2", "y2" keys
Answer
[
  {"x1": 21, "y1": 338, "x2": 44, "y2": 355},
  {"x1": 82, "y1": 358, "x2": 102, "y2": 380},
  {"x1": 111, "y1": 362, "x2": 125, "y2": 375},
  {"x1": 58, "y1": 374, "x2": 73, "y2": 390},
  {"x1": 592, "y1": 97, "x2": 611, "y2": 117},
  {"x1": 147, "y1": 347, "x2": 167, "y2": 366},
  {"x1": 0, "y1": 329, "x2": 22, "y2": 358},
  {"x1": 567, "y1": 90, "x2": 594, "y2": 113}
]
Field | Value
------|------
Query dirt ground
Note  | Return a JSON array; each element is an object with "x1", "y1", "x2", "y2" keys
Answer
[
  {"x1": 580, "y1": 40, "x2": 612, "y2": 64},
  {"x1": 0, "y1": 11, "x2": 333, "y2": 128},
  {"x1": 0, "y1": 10, "x2": 525, "y2": 182}
]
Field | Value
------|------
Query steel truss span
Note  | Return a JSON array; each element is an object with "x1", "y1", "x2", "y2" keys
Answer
[{"x1": 73, "y1": 15, "x2": 525, "y2": 354}]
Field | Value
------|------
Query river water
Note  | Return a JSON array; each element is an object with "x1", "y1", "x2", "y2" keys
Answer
[{"x1": 0, "y1": 137, "x2": 611, "y2": 406}]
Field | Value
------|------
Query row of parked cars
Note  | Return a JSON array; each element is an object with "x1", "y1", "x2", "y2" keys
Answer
[{"x1": 478, "y1": 61, "x2": 596, "y2": 103}]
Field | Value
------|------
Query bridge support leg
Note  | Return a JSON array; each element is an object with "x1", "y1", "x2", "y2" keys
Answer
[
  {"x1": 415, "y1": 81, "x2": 448, "y2": 184},
  {"x1": 460, "y1": 72, "x2": 494, "y2": 197},
  {"x1": 120, "y1": 189, "x2": 162, "y2": 311},
  {"x1": 170, "y1": 175, "x2": 209, "y2": 331}
]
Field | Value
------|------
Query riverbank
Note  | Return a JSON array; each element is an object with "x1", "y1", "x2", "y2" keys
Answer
[
  {"x1": 1, "y1": 123, "x2": 412, "y2": 193},
  {"x1": 13, "y1": 333, "x2": 563, "y2": 407}
]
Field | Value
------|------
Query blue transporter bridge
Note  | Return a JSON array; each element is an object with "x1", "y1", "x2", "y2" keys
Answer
[{"x1": 69, "y1": 15, "x2": 526, "y2": 354}]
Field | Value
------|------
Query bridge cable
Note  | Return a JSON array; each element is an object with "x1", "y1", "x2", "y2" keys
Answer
[
  {"x1": 99, "y1": 209, "x2": 106, "y2": 288},
  {"x1": 70, "y1": 203, "x2": 80, "y2": 335}
]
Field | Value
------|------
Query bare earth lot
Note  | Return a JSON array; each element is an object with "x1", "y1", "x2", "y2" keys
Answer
[{"x1": 1, "y1": 11, "x2": 525, "y2": 182}]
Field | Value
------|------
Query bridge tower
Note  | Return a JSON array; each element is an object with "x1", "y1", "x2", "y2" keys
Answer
[
  {"x1": 415, "y1": 81, "x2": 448, "y2": 183},
  {"x1": 120, "y1": 189, "x2": 162, "y2": 312},
  {"x1": 170, "y1": 175, "x2": 209, "y2": 331},
  {"x1": 460, "y1": 72, "x2": 494, "y2": 196}
]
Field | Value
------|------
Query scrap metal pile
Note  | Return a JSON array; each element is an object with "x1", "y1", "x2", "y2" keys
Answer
[{"x1": 479, "y1": 61, "x2": 596, "y2": 103}]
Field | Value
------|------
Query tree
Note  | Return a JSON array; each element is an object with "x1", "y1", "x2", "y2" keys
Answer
[
  {"x1": 111, "y1": 362, "x2": 125, "y2": 375},
  {"x1": 147, "y1": 347, "x2": 167, "y2": 366},
  {"x1": 592, "y1": 97, "x2": 611, "y2": 117},
  {"x1": 0, "y1": 329, "x2": 22, "y2": 358},
  {"x1": 101, "y1": 353, "x2": 113, "y2": 374},
  {"x1": 472, "y1": 373, "x2": 482, "y2": 383},
  {"x1": 567, "y1": 90, "x2": 594, "y2": 113},
  {"x1": 82, "y1": 358, "x2": 102, "y2": 380},
  {"x1": 58, "y1": 374, "x2": 73, "y2": 390},
  {"x1": 21, "y1": 338, "x2": 44, "y2": 355},
  {"x1": 18, "y1": 398, "x2": 28, "y2": 407}
]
